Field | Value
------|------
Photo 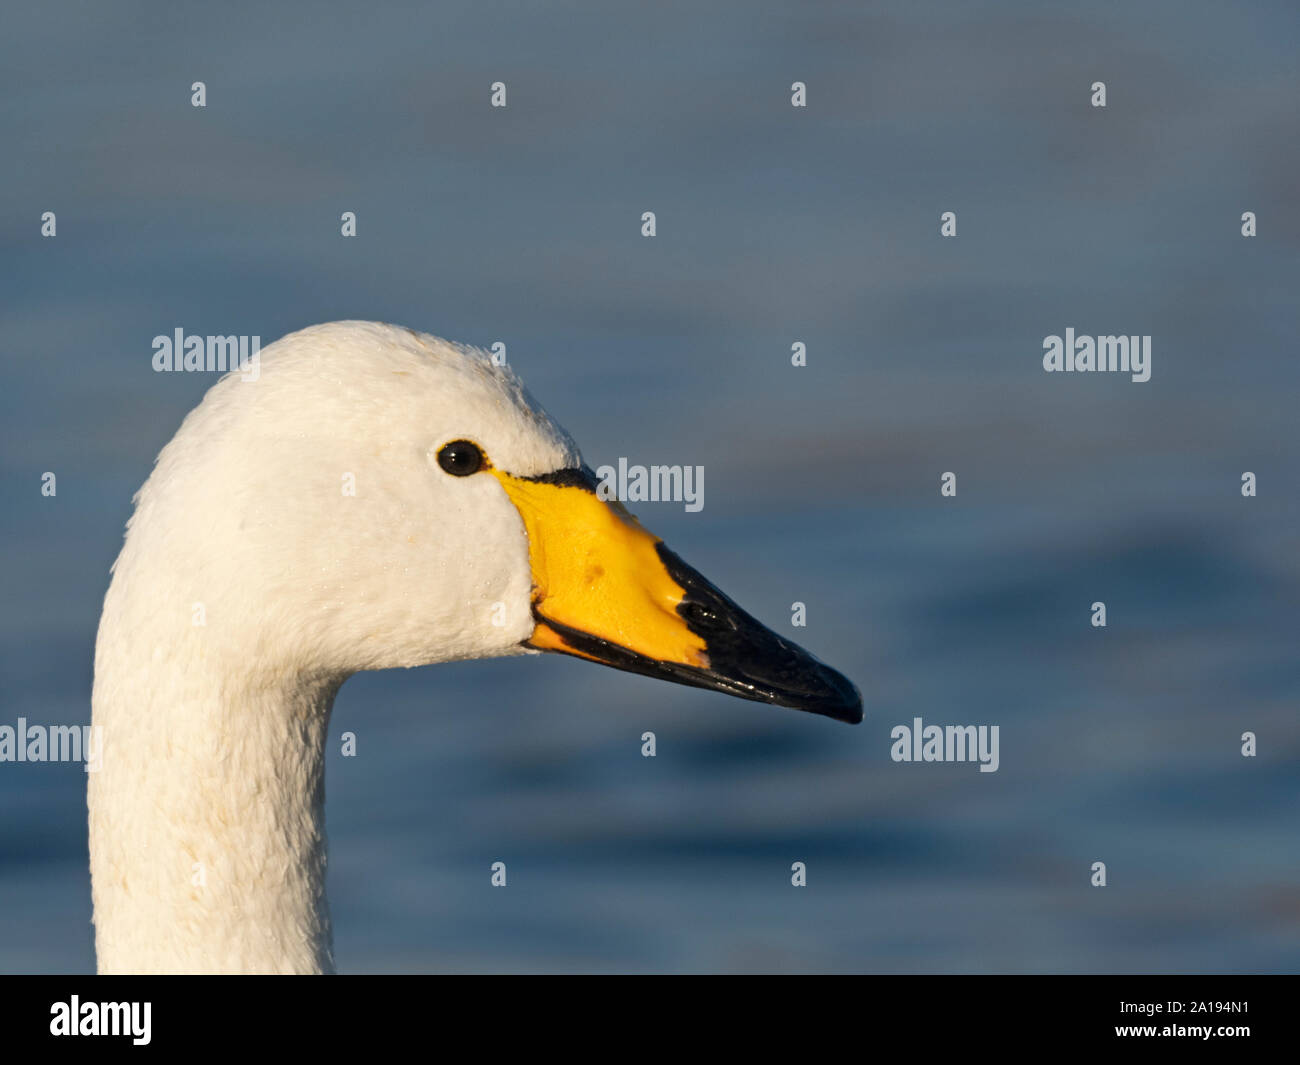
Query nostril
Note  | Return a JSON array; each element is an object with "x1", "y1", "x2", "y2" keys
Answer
[{"x1": 681, "y1": 600, "x2": 724, "y2": 632}]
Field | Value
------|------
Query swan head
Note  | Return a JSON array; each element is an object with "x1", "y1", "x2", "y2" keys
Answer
[{"x1": 124, "y1": 321, "x2": 860, "y2": 723}]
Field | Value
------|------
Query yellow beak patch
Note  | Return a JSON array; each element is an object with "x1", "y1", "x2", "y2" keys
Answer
[{"x1": 489, "y1": 468, "x2": 709, "y2": 669}]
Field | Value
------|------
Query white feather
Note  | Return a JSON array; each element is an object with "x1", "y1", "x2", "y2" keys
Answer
[{"x1": 89, "y1": 321, "x2": 580, "y2": 973}]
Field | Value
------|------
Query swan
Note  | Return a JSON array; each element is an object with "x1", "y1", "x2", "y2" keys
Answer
[{"x1": 89, "y1": 321, "x2": 861, "y2": 974}]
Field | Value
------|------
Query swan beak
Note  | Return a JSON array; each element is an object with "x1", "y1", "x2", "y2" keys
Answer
[{"x1": 490, "y1": 466, "x2": 863, "y2": 724}]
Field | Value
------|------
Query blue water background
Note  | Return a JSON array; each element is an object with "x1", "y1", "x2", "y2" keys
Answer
[{"x1": 1, "y1": 1, "x2": 1297, "y2": 972}]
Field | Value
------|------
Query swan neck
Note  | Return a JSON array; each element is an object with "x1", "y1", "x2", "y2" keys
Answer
[{"x1": 90, "y1": 633, "x2": 342, "y2": 974}]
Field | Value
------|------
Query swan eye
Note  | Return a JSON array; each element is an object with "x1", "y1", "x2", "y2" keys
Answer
[{"x1": 436, "y1": 439, "x2": 484, "y2": 477}]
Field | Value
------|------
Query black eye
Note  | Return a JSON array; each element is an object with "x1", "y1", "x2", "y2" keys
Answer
[{"x1": 437, "y1": 440, "x2": 484, "y2": 477}]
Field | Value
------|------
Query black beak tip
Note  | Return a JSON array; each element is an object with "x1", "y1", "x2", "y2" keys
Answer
[
  {"x1": 791, "y1": 668, "x2": 863, "y2": 724},
  {"x1": 826, "y1": 692, "x2": 864, "y2": 725},
  {"x1": 655, "y1": 544, "x2": 865, "y2": 726}
]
